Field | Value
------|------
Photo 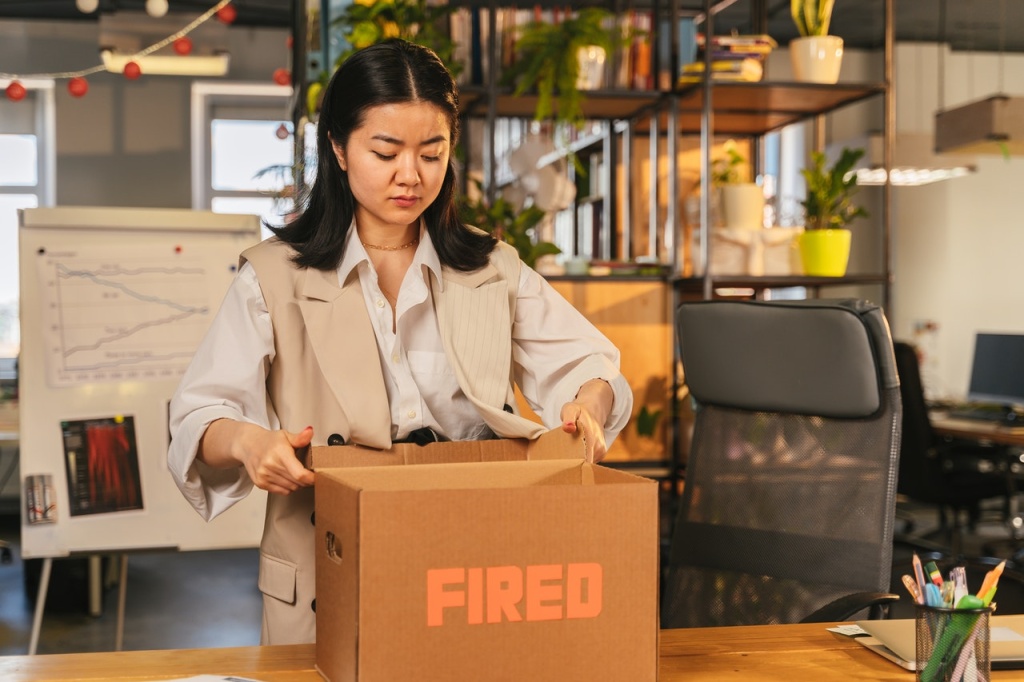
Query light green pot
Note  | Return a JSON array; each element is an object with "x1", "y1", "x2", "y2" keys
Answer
[{"x1": 798, "y1": 229, "x2": 851, "y2": 277}]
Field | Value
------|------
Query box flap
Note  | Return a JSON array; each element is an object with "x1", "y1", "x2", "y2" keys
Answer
[{"x1": 310, "y1": 426, "x2": 585, "y2": 470}]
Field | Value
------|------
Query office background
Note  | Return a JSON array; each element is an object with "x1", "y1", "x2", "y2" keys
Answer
[
  {"x1": 0, "y1": 0, "x2": 1024, "y2": 657},
  {"x1": 1, "y1": 11, "x2": 1022, "y2": 400}
]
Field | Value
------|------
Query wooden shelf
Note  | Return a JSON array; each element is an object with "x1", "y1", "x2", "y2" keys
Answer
[
  {"x1": 460, "y1": 87, "x2": 661, "y2": 121},
  {"x1": 638, "y1": 81, "x2": 886, "y2": 136}
]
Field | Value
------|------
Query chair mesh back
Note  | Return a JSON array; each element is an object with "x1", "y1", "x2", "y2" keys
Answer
[{"x1": 662, "y1": 300, "x2": 902, "y2": 628}]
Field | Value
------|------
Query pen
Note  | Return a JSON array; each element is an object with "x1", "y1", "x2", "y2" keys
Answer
[
  {"x1": 925, "y1": 561, "x2": 943, "y2": 587},
  {"x1": 902, "y1": 574, "x2": 923, "y2": 604},
  {"x1": 976, "y1": 560, "x2": 1006, "y2": 603},
  {"x1": 913, "y1": 553, "x2": 928, "y2": 603}
]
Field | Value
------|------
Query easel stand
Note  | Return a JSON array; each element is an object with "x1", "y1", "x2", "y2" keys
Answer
[{"x1": 29, "y1": 553, "x2": 129, "y2": 655}]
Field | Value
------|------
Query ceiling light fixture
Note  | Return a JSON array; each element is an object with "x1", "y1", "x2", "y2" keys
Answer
[
  {"x1": 100, "y1": 48, "x2": 230, "y2": 77},
  {"x1": 853, "y1": 133, "x2": 977, "y2": 187},
  {"x1": 934, "y1": 95, "x2": 1024, "y2": 156},
  {"x1": 933, "y1": 0, "x2": 1022, "y2": 156}
]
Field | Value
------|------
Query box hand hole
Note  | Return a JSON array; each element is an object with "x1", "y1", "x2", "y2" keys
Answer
[{"x1": 325, "y1": 531, "x2": 343, "y2": 564}]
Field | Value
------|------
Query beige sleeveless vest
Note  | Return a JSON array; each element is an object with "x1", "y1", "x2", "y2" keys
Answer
[{"x1": 239, "y1": 236, "x2": 544, "y2": 644}]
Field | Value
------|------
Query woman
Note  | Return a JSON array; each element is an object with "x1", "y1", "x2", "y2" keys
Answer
[{"x1": 168, "y1": 39, "x2": 632, "y2": 645}]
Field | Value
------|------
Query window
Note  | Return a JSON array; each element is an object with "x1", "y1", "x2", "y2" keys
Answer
[
  {"x1": 0, "y1": 79, "x2": 55, "y2": 369},
  {"x1": 191, "y1": 82, "x2": 315, "y2": 237}
]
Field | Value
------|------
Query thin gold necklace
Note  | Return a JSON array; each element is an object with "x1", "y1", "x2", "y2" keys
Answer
[{"x1": 361, "y1": 236, "x2": 419, "y2": 251}]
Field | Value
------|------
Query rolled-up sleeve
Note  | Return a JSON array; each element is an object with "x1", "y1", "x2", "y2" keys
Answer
[
  {"x1": 167, "y1": 263, "x2": 275, "y2": 521},
  {"x1": 512, "y1": 267, "x2": 633, "y2": 445}
]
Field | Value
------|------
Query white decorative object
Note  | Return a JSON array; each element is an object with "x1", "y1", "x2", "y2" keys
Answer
[
  {"x1": 720, "y1": 183, "x2": 765, "y2": 230},
  {"x1": 790, "y1": 36, "x2": 844, "y2": 84},
  {"x1": 702, "y1": 227, "x2": 804, "y2": 276},
  {"x1": 576, "y1": 46, "x2": 606, "y2": 90}
]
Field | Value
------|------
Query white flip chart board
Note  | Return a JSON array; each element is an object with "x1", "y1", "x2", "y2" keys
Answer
[{"x1": 18, "y1": 206, "x2": 268, "y2": 559}]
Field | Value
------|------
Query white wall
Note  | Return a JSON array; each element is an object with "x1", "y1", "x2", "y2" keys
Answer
[
  {"x1": 0, "y1": 18, "x2": 290, "y2": 209},
  {"x1": 890, "y1": 43, "x2": 1024, "y2": 400}
]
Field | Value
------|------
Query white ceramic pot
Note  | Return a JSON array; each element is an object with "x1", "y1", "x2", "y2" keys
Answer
[
  {"x1": 789, "y1": 35, "x2": 844, "y2": 84},
  {"x1": 720, "y1": 183, "x2": 765, "y2": 231},
  {"x1": 576, "y1": 46, "x2": 606, "y2": 90}
]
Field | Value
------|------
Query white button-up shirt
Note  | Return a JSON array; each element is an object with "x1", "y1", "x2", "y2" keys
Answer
[{"x1": 169, "y1": 227, "x2": 631, "y2": 466}]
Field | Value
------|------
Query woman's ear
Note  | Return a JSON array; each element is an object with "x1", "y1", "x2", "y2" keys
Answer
[{"x1": 329, "y1": 136, "x2": 347, "y2": 172}]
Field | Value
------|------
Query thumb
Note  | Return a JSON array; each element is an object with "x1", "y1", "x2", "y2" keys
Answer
[{"x1": 287, "y1": 425, "x2": 315, "y2": 448}]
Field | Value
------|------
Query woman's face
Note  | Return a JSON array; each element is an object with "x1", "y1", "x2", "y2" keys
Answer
[{"x1": 332, "y1": 101, "x2": 451, "y2": 235}]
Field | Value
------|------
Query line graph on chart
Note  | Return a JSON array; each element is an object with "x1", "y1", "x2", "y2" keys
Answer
[{"x1": 36, "y1": 247, "x2": 225, "y2": 387}]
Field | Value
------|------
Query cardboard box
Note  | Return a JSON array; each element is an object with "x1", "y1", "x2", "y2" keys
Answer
[{"x1": 312, "y1": 429, "x2": 659, "y2": 682}]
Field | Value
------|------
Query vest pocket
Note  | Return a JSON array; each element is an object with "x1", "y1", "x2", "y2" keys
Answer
[{"x1": 258, "y1": 552, "x2": 297, "y2": 605}]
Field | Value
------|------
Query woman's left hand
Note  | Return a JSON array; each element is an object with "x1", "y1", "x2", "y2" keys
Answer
[
  {"x1": 559, "y1": 378, "x2": 614, "y2": 463},
  {"x1": 560, "y1": 401, "x2": 607, "y2": 463}
]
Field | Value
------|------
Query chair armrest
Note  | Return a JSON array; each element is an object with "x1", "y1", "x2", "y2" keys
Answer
[{"x1": 799, "y1": 591, "x2": 900, "y2": 623}]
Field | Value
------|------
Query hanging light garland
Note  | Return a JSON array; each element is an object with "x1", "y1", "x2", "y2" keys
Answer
[{"x1": 1, "y1": 1, "x2": 291, "y2": 102}]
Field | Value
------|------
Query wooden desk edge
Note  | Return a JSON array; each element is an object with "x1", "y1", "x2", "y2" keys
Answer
[{"x1": 6, "y1": 623, "x2": 1024, "y2": 681}]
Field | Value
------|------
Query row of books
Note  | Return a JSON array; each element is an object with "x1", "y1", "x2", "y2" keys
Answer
[{"x1": 678, "y1": 33, "x2": 777, "y2": 84}]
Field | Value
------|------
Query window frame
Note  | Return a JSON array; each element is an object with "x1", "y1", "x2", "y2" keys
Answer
[
  {"x1": 190, "y1": 81, "x2": 296, "y2": 212},
  {"x1": 0, "y1": 78, "x2": 56, "y2": 205}
]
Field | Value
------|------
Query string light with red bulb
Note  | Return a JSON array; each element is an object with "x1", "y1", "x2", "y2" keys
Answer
[
  {"x1": 1, "y1": 1, "x2": 252, "y2": 100},
  {"x1": 5, "y1": 81, "x2": 27, "y2": 102},
  {"x1": 68, "y1": 77, "x2": 89, "y2": 98},
  {"x1": 173, "y1": 37, "x2": 194, "y2": 56}
]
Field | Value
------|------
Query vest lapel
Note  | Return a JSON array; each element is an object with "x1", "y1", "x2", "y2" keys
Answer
[
  {"x1": 297, "y1": 267, "x2": 391, "y2": 449},
  {"x1": 435, "y1": 265, "x2": 546, "y2": 439}
]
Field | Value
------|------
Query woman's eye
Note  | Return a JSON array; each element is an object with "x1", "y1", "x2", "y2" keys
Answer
[
  {"x1": 422, "y1": 155, "x2": 441, "y2": 162},
  {"x1": 373, "y1": 152, "x2": 395, "y2": 161}
]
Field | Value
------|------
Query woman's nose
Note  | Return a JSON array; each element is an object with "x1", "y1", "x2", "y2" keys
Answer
[{"x1": 396, "y1": 157, "x2": 420, "y2": 185}]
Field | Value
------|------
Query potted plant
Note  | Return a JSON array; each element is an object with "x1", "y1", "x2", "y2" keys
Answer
[
  {"x1": 712, "y1": 140, "x2": 764, "y2": 231},
  {"x1": 797, "y1": 147, "x2": 867, "y2": 276},
  {"x1": 308, "y1": 0, "x2": 461, "y2": 117},
  {"x1": 501, "y1": 8, "x2": 620, "y2": 130},
  {"x1": 789, "y1": 0, "x2": 844, "y2": 83},
  {"x1": 457, "y1": 184, "x2": 561, "y2": 269}
]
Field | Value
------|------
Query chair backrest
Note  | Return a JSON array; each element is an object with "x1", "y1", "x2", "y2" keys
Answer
[
  {"x1": 892, "y1": 340, "x2": 946, "y2": 503},
  {"x1": 662, "y1": 299, "x2": 902, "y2": 628}
]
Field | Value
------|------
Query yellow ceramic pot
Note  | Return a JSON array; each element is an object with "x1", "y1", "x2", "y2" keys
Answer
[{"x1": 798, "y1": 228, "x2": 851, "y2": 277}]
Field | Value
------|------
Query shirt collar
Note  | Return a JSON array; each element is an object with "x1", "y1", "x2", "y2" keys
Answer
[{"x1": 337, "y1": 218, "x2": 442, "y2": 288}]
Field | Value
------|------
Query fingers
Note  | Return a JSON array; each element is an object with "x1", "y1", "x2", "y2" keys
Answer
[
  {"x1": 243, "y1": 427, "x2": 316, "y2": 493},
  {"x1": 560, "y1": 403, "x2": 583, "y2": 433},
  {"x1": 560, "y1": 402, "x2": 607, "y2": 464}
]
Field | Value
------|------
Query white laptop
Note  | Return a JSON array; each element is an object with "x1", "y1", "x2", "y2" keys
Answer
[{"x1": 856, "y1": 615, "x2": 1024, "y2": 671}]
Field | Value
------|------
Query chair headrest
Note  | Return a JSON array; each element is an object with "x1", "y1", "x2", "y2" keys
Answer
[{"x1": 677, "y1": 299, "x2": 897, "y2": 418}]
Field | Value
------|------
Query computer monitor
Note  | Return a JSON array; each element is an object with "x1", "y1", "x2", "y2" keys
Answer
[{"x1": 967, "y1": 332, "x2": 1024, "y2": 411}]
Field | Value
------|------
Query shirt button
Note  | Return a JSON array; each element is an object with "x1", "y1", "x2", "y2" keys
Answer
[
  {"x1": 407, "y1": 410, "x2": 416, "y2": 419},
  {"x1": 392, "y1": 354, "x2": 400, "y2": 363},
  {"x1": 376, "y1": 299, "x2": 386, "y2": 308}
]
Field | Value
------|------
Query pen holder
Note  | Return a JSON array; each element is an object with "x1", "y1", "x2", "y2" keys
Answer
[{"x1": 915, "y1": 604, "x2": 993, "y2": 682}]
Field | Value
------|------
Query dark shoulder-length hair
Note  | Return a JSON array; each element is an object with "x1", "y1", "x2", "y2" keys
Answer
[{"x1": 269, "y1": 39, "x2": 495, "y2": 272}]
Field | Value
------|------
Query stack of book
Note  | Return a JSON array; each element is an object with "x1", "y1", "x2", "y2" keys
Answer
[{"x1": 678, "y1": 33, "x2": 777, "y2": 84}]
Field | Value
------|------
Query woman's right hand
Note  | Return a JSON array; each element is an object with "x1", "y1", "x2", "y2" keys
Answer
[{"x1": 200, "y1": 420, "x2": 316, "y2": 495}]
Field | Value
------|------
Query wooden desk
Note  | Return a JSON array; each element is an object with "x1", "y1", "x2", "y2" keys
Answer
[
  {"x1": 4, "y1": 623, "x2": 1024, "y2": 681},
  {"x1": 932, "y1": 413, "x2": 1024, "y2": 448}
]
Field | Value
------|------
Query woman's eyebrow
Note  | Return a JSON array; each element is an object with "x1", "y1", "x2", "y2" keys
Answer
[{"x1": 370, "y1": 133, "x2": 447, "y2": 146}]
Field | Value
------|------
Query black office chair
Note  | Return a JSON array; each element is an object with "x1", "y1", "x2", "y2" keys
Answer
[
  {"x1": 892, "y1": 340, "x2": 1010, "y2": 556},
  {"x1": 661, "y1": 299, "x2": 901, "y2": 628}
]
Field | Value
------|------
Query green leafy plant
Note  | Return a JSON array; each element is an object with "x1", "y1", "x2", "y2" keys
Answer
[
  {"x1": 458, "y1": 185, "x2": 560, "y2": 268},
  {"x1": 711, "y1": 140, "x2": 747, "y2": 186},
  {"x1": 791, "y1": 0, "x2": 836, "y2": 37},
  {"x1": 635, "y1": 405, "x2": 663, "y2": 438},
  {"x1": 800, "y1": 147, "x2": 868, "y2": 230},
  {"x1": 502, "y1": 8, "x2": 620, "y2": 129},
  {"x1": 326, "y1": 0, "x2": 461, "y2": 89}
]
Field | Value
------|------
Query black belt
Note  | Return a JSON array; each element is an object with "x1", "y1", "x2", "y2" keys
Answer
[{"x1": 393, "y1": 427, "x2": 445, "y2": 446}]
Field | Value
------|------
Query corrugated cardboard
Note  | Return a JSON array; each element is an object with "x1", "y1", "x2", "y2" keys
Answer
[{"x1": 312, "y1": 429, "x2": 660, "y2": 682}]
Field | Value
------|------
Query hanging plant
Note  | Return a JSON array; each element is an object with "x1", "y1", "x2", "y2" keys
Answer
[
  {"x1": 501, "y1": 8, "x2": 621, "y2": 130},
  {"x1": 330, "y1": 0, "x2": 461, "y2": 77}
]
